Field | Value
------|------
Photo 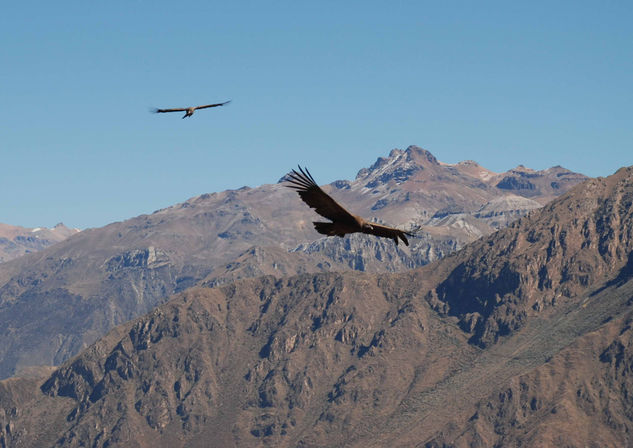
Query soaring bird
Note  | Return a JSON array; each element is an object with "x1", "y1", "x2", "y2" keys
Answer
[
  {"x1": 153, "y1": 100, "x2": 231, "y2": 118},
  {"x1": 286, "y1": 166, "x2": 414, "y2": 246}
]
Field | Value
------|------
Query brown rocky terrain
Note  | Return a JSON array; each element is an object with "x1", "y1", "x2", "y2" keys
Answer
[
  {"x1": 0, "y1": 146, "x2": 585, "y2": 379},
  {"x1": 0, "y1": 166, "x2": 631, "y2": 447},
  {"x1": 0, "y1": 223, "x2": 79, "y2": 263}
]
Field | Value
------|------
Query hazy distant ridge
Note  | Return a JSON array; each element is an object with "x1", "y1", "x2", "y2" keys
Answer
[
  {"x1": 0, "y1": 222, "x2": 79, "y2": 263},
  {"x1": 0, "y1": 146, "x2": 586, "y2": 379},
  {"x1": 1, "y1": 166, "x2": 632, "y2": 447}
]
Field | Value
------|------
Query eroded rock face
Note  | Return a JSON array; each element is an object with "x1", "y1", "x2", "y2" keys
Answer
[
  {"x1": 427, "y1": 167, "x2": 633, "y2": 347},
  {"x1": 1, "y1": 274, "x2": 441, "y2": 447},
  {"x1": 0, "y1": 167, "x2": 631, "y2": 447},
  {"x1": 0, "y1": 147, "x2": 586, "y2": 379},
  {"x1": 425, "y1": 309, "x2": 633, "y2": 448},
  {"x1": 292, "y1": 232, "x2": 458, "y2": 273},
  {"x1": 105, "y1": 247, "x2": 170, "y2": 272}
]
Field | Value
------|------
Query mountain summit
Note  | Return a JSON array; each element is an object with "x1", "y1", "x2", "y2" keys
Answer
[
  {"x1": 354, "y1": 145, "x2": 581, "y2": 201},
  {"x1": 1, "y1": 165, "x2": 631, "y2": 447},
  {"x1": 0, "y1": 147, "x2": 586, "y2": 379},
  {"x1": 355, "y1": 146, "x2": 437, "y2": 185}
]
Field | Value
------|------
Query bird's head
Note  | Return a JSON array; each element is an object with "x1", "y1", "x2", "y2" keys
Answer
[{"x1": 362, "y1": 222, "x2": 374, "y2": 231}]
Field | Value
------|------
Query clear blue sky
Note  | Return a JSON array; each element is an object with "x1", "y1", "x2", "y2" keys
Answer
[{"x1": 2, "y1": 1, "x2": 631, "y2": 229}]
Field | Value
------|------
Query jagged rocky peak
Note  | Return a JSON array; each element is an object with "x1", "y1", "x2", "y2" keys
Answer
[
  {"x1": 277, "y1": 172, "x2": 294, "y2": 183},
  {"x1": 3, "y1": 167, "x2": 630, "y2": 448},
  {"x1": 513, "y1": 164, "x2": 532, "y2": 172},
  {"x1": 403, "y1": 144, "x2": 439, "y2": 164},
  {"x1": 355, "y1": 145, "x2": 437, "y2": 188}
]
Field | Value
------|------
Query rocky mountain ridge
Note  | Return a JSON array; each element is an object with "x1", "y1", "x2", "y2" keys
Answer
[
  {"x1": 424, "y1": 166, "x2": 633, "y2": 347},
  {"x1": 0, "y1": 223, "x2": 79, "y2": 263},
  {"x1": 0, "y1": 146, "x2": 586, "y2": 379},
  {"x1": 0, "y1": 165, "x2": 631, "y2": 447}
]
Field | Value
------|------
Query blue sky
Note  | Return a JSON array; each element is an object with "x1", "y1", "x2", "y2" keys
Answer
[{"x1": 2, "y1": 1, "x2": 632, "y2": 229}]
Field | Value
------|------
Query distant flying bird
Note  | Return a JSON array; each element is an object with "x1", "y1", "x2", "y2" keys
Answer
[
  {"x1": 286, "y1": 166, "x2": 414, "y2": 246},
  {"x1": 153, "y1": 100, "x2": 231, "y2": 118}
]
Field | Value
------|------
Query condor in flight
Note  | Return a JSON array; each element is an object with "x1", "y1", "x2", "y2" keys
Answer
[
  {"x1": 286, "y1": 166, "x2": 414, "y2": 246},
  {"x1": 153, "y1": 100, "x2": 231, "y2": 118}
]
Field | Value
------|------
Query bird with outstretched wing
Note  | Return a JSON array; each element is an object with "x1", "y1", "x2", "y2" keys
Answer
[
  {"x1": 286, "y1": 166, "x2": 413, "y2": 246},
  {"x1": 153, "y1": 100, "x2": 231, "y2": 118}
]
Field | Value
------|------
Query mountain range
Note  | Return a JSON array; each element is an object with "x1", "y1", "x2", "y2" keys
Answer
[
  {"x1": 0, "y1": 223, "x2": 79, "y2": 263},
  {"x1": 0, "y1": 162, "x2": 631, "y2": 446},
  {"x1": 0, "y1": 146, "x2": 586, "y2": 380}
]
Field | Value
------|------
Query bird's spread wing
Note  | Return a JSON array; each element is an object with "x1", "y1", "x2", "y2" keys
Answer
[
  {"x1": 154, "y1": 108, "x2": 187, "y2": 113},
  {"x1": 367, "y1": 222, "x2": 414, "y2": 246},
  {"x1": 286, "y1": 166, "x2": 355, "y2": 223},
  {"x1": 195, "y1": 100, "x2": 231, "y2": 110}
]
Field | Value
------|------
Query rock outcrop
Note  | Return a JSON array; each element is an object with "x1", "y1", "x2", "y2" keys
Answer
[
  {"x1": 0, "y1": 147, "x2": 586, "y2": 378},
  {"x1": 0, "y1": 166, "x2": 631, "y2": 447}
]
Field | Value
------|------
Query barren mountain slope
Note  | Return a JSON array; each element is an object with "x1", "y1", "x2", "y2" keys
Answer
[
  {"x1": 422, "y1": 166, "x2": 633, "y2": 347},
  {"x1": 424, "y1": 303, "x2": 633, "y2": 447},
  {"x1": 0, "y1": 166, "x2": 630, "y2": 447},
  {"x1": 0, "y1": 147, "x2": 585, "y2": 379}
]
